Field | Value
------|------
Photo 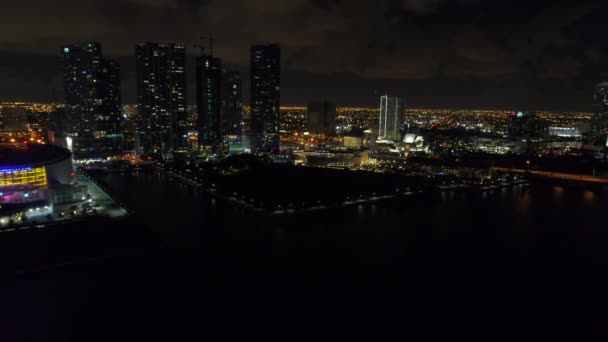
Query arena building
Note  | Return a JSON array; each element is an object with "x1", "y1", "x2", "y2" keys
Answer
[{"x1": 0, "y1": 143, "x2": 80, "y2": 225}]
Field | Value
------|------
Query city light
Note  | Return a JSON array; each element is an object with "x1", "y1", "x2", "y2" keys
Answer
[{"x1": 0, "y1": 3, "x2": 605, "y2": 337}]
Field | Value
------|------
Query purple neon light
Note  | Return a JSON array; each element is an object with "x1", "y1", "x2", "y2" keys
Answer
[{"x1": 0, "y1": 167, "x2": 33, "y2": 173}]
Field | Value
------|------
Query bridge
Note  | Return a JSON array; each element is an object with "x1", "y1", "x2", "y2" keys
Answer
[{"x1": 491, "y1": 167, "x2": 608, "y2": 184}]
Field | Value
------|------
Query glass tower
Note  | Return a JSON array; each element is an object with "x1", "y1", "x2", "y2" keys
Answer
[
  {"x1": 97, "y1": 59, "x2": 123, "y2": 154},
  {"x1": 196, "y1": 55, "x2": 222, "y2": 150},
  {"x1": 135, "y1": 42, "x2": 186, "y2": 159},
  {"x1": 168, "y1": 45, "x2": 188, "y2": 151},
  {"x1": 62, "y1": 42, "x2": 123, "y2": 158},
  {"x1": 592, "y1": 81, "x2": 608, "y2": 139},
  {"x1": 221, "y1": 70, "x2": 243, "y2": 136},
  {"x1": 250, "y1": 44, "x2": 280, "y2": 153}
]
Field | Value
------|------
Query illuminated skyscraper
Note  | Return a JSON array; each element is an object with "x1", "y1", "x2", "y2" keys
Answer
[
  {"x1": 196, "y1": 55, "x2": 222, "y2": 150},
  {"x1": 135, "y1": 42, "x2": 186, "y2": 159},
  {"x1": 592, "y1": 81, "x2": 608, "y2": 138},
  {"x1": 97, "y1": 59, "x2": 123, "y2": 153},
  {"x1": 250, "y1": 44, "x2": 280, "y2": 153},
  {"x1": 63, "y1": 43, "x2": 101, "y2": 140},
  {"x1": 168, "y1": 45, "x2": 188, "y2": 151},
  {"x1": 378, "y1": 95, "x2": 405, "y2": 141},
  {"x1": 62, "y1": 42, "x2": 123, "y2": 157},
  {"x1": 221, "y1": 69, "x2": 243, "y2": 136}
]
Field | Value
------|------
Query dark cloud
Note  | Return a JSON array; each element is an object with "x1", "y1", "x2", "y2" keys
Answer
[{"x1": 0, "y1": 0, "x2": 606, "y2": 110}]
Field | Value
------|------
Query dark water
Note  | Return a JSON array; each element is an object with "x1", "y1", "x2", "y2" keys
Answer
[{"x1": 1, "y1": 171, "x2": 608, "y2": 340}]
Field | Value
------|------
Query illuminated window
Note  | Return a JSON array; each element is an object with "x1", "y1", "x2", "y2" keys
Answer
[{"x1": 0, "y1": 167, "x2": 48, "y2": 188}]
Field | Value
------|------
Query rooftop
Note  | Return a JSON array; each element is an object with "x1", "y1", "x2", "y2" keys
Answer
[{"x1": 0, "y1": 143, "x2": 71, "y2": 168}]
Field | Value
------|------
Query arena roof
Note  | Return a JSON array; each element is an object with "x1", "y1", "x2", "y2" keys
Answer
[{"x1": 0, "y1": 143, "x2": 71, "y2": 168}]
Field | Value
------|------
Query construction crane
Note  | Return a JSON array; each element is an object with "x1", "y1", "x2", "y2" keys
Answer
[
  {"x1": 193, "y1": 43, "x2": 206, "y2": 56},
  {"x1": 194, "y1": 35, "x2": 215, "y2": 56}
]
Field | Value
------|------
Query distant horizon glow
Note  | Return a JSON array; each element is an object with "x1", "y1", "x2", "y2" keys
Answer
[{"x1": 0, "y1": 101, "x2": 597, "y2": 114}]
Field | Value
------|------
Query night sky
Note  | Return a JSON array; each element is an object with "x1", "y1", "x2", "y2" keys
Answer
[{"x1": 1, "y1": 0, "x2": 607, "y2": 110}]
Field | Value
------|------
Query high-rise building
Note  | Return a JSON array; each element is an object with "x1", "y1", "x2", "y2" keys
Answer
[
  {"x1": 97, "y1": 59, "x2": 123, "y2": 153},
  {"x1": 306, "y1": 101, "x2": 337, "y2": 136},
  {"x1": 221, "y1": 69, "x2": 243, "y2": 136},
  {"x1": 506, "y1": 111, "x2": 548, "y2": 138},
  {"x1": 250, "y1": 44, "x2": 280, "y2": 153},
  {"x1": 62, "y1": 43, "x2": 123, "y2": 158},
  {"x1": 0, "y1": 107, "x2": 28, "y2": 132},
  {"x1": 63, "y1": 43, "x2": 101, "y2": 140},
  {"x1": 167, "y1": 45, "x2": 187, "y2": 151},
  {"x1": 378, "y1": 95, "x2": 405, "y2": 141},
  {"x1": 135, "y1": 42, "x2": 186, "y2": 159},
  {"x1": 592, "y1": 81, "x2": 608, "y2": 139},
  {"x1": 196, "y1": 55, "x2": 222, "y2": 150},
  {"x1": 121, "y1": 105, "x2": 137, "y2": 152}
]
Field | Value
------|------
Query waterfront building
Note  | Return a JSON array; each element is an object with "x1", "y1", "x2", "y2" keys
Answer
[
  {"x1": 62, "y1": 43, "x2": 123, "y2": 158},
  {"x1": 250, "y1": 44, "x2": 280, "y2": 153},
  {"x1": 135, "y1": 42, "x2": 186, "y2": 159},
  {"x1": 196, "y1": 55, "x2": 222, "y2": 152}
]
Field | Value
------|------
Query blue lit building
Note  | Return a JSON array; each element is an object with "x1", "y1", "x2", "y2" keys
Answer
[{"x1": 0, "y1": 143, "x2": 76, "y2": 225}]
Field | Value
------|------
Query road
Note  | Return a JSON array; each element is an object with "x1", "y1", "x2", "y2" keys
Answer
[{"x1": 491, "y1": 167, "x2": 608, "y2": 184}]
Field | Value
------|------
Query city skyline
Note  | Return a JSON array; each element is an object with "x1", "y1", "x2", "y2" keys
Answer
[
  {"x1": 3, "y1": 2, "x2": 608, "y2": 339},
  {"x1": 0, "y1": 1, "x2": 607, "y2": 111},
  {"x1": 0, "y1": 101, "x2": 598, "y2": 116}
]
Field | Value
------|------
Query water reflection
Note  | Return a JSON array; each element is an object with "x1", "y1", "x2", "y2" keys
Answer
[
  {"x1": 552, "y1": 186, "x2": 564, "y2": 201},
  {"x1": 102, "y1": 172, "x2": 608, "y2": 235},
  {"x1": 583, "y1": 190, "x2": 595, "y2": 204},
  {"x1": 357, "y1": 204, "x2": 364, "y2": 217},
  {"x1": 515, "y1": 187, "x2": 531, "y2": 213}
]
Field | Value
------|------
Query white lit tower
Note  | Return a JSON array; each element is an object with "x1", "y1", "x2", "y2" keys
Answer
[{"x1": 379, "y1": 94, "x2": 405, "y2": 141}]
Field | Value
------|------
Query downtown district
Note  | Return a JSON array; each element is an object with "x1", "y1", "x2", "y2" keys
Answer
[{"x1": 1, "y1": 40, "x2": 608, "y2": 222}]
